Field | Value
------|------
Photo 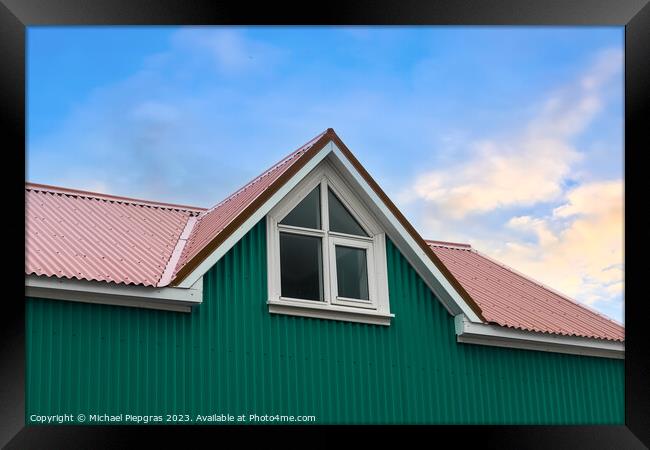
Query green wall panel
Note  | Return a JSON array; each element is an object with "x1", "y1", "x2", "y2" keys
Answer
[{"x1": 26, "y1": 219, "x2": 624, "y2": 424}]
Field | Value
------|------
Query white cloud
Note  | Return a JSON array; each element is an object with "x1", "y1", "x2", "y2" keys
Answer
[
  {"x1": 493, "y1": 179, "x2": 623, "y2": 313},
  {"x1": 411, "y1": 137, "x2": 581, "y2": 218},
  {"x1": 400, "y1": 47, "x2": 623, "y2": 321},
  {"x1": 406, "y1": 47, "x2": 622, "y2": 219},
  {"x1": 170, "y1": 28, "x2": 284, "y2": 73},
  {"x1": 27, "y1": 28, "x2": 286, "y2": 207}
]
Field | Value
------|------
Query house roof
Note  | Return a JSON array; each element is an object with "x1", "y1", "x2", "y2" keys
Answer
[
  {"x1": 427, "y1": 241, "x2": 624, "y2": 342},
  {"x1": 25, "y1": 182, "x2": 205, "y2": 287},
  {"x1": 25, "y1": 129, "x2": 623, "y2": 342}
]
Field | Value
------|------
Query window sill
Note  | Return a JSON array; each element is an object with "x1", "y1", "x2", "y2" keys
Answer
[{"x1": 267, "y1": 299, "x2": 393, "y2": 326}]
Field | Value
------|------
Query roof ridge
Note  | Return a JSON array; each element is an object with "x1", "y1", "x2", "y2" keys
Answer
[
  {"x1": 26, "y1": 182, "x2": 207, "y2": 213},
  {"x1": 201, "y1": 129, "x2": 329, "y2": 216},
  {"x1": 470, "y1": 247, "x2": 624, "y2": 329},
  {"x1": 157, "y1": 215, "x2": 198, "y2": 287},
  {"x1": 425, "y1": 239, "x2": 472, "y2": 250}
]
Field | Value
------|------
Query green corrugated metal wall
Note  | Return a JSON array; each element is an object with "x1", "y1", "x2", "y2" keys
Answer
[{"x1": 26, "y1": 219, "x2": 624, "y2": 424}]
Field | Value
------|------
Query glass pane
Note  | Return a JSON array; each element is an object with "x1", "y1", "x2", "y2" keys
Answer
[
  {"x1": 328, "y1": 188, "x2": 368, "y2": 237},
  {"x1": 335, "y1": 245, "x2": 369, "y2": 300},
  {"x1": 280, "y1": 185, "x2": 321, "y2": 229},
  {"x1": 280, "y1": 232, "x2": 323, "y2": 301}
]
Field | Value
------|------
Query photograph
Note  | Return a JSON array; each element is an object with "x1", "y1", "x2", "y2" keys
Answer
[{"x1": 22, "y1": 25, "x2": 626, "y2": 427}]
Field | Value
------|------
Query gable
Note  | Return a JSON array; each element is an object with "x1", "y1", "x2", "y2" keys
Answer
[{"x1": 169, "y1": 129, "x2": 485, "y2": 324}]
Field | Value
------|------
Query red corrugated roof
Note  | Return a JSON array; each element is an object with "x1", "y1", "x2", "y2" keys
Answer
[
  {"x1": 25, "y1": 183, "x2": 205, "y2": 287},
  {"x1": 427, "y1": 240, "x2": 624, "y2": 342}
]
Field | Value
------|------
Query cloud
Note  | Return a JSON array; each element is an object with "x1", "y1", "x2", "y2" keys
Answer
[
  {"x1": 495, "y1": 179, "x2": 623, "y2": 312},
  {"x1": 169, "y1": 28, "x2": 284, "y2": 73},
  {"x1": 411, "y1": 137, "x2": 581, "y2": 218},
  {"x1": 406, "y1": 47, "x2": 622, "y2": 219},
  {"x1": 27, "y1": 28, "x2": 286, "y2": 207},
  {"x1": 399, "y1": 47, "x2": 623, "y2": 321}
]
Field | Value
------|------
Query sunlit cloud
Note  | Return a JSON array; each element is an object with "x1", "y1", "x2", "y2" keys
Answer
[
  {"x1": 496, "y1": 179, "x2": 623, "y2": 312},
  {"x1": 405, "y1": 47, "x2": 622, "y2": 219},
  {"x1": 401, "y1": 47, "x2": 623, "y2": 321}
]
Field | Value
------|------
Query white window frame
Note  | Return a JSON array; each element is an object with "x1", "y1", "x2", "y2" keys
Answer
[
  {"x1": 328, "y1": 235, "x2": 376, "y2": 309},
  {"x1": 266, "y1": 160, "x2": 392, "y2": 325}
]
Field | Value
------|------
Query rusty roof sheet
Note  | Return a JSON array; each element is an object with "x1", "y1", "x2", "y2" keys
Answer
[
  {"x1": 171, "y1": 130, "x2": 329, "y2": 280},
  {"x1": 26, "y1": 183, "x2": 205, "y2": 287},
  {"x1": 427, "y1": 240, "x2": 624, "y2": 342}
]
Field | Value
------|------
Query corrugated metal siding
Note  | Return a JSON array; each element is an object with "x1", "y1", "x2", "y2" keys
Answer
[{"x1": 26, "y1": 220, "x2": 624, "y2": 424}]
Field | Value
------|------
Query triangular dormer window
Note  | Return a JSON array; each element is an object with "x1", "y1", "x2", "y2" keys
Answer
[{"x1": 267, "y1": 158, "x2": 390, "y2": 324}]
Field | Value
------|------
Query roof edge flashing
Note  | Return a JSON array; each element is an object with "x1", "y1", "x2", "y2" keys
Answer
[
  {"x1": 158, "y1": 216, "x2": 198, "y2": 287},
  {"x1": 454, "y1": 314, "x2": 624, "y2": 359}
]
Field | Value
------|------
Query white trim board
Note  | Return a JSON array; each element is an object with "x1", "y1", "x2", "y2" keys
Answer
[
  {"x1": 454, "y1": 314, "x2": 624, "y2": 359},
  {"x1": 25, "y1": 274, "x2": 203, "y2": 313}
]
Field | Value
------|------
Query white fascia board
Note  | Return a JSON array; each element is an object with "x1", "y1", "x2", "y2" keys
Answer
[
  {"x1": 454, "y1": 314, "x2": 624, "y2": 359},
  {"x1": 25, "y1": 274, "x2": 203, "y2": 313},
  {"x1": 177, "y1": 141, "x2": 335, "y2": 288},
  {"x1": 327, "y1": 145, "x2": 482, "y2": 322}
]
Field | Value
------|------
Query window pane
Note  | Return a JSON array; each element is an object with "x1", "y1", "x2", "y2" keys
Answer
[
  {"x1": 335, "y1": 246, "x2": 369, "y2": 300},
  {"x1": 280, "y1": 232, "x2": 323, "y2": 301},
  {"x1": 280, "y1": 185, "x2": 321, "y2": 229},
  {"x1": 328, "y1": 188, "x2": 368, "y2": 237}
]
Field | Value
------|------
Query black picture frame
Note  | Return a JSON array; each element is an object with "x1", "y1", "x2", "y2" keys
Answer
[{"x1": 1, "y1": 1, "x2": 648, "y2": 448}]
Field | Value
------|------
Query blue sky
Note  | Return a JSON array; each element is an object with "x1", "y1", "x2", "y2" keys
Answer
[{"x1": 27, "y1": 26, "x2": 624, "y2": 322}]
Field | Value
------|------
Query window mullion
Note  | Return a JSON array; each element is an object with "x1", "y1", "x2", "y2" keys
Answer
[
  {"x1": 321, "y1": 178, "x2": 335, "y2": 304},
  {"x1": 321, "y1": 231, "x2": 330, "y2": 305},
  {"x1": 277, "y1": 224, "x2": 325, "y2": 237},
  {"x1": 321, "y1": 178, "x2": 329, "y2": 232}
]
